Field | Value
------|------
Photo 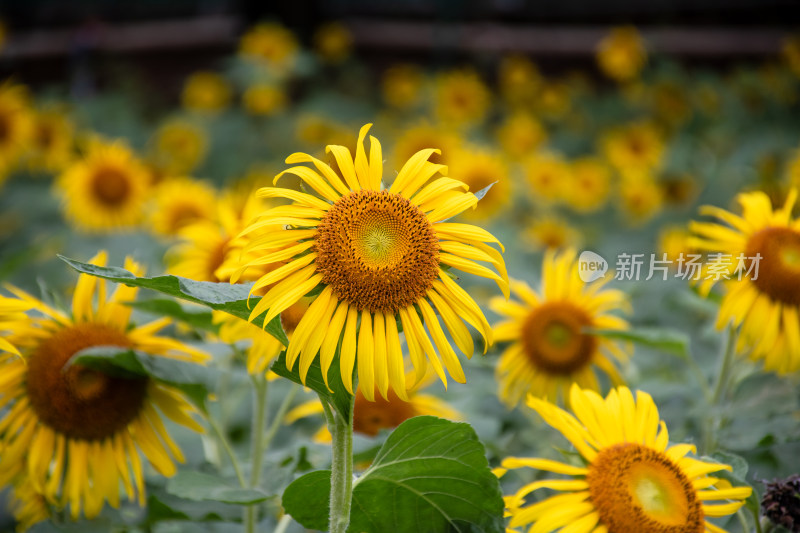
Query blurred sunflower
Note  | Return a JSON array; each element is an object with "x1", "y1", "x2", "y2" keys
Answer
[
  {"x1": 435, "y1": 68, "x2": 491, "y2": 127},
  {"x1": 381, "y1": 63, "x2": 426, "y2": 110},
  {"x1": 56, "y1": 138, "x2": 150, "y2": 232},
  {"x1": 286, "y1": 371, "x2": 461, "y2": 442},
  {"x1": 491, "y1": 249, "x2": 629, "y2": 406},
  {"x1": 658, "y1": 225, "x2": 695, "y2": 265},
  {"x1": 9, "y1": 478, "x2": 50, "y2": 532},
  {"x1": 242, "y1": 83, "x2": 287, "y2": 117},
  {"x1": 149, "y1": 118, "x2": 208, "y2": 176},
  {"x1": 524, "y1": 216, "x2": 582, "y2": 252},
  {"x1": 652, "y1": 80, "x2": 693, "y2": 129},
  {"x1": 601, "y1": 121, "x2": 666, "y2": 172},
  {"x1": 235, "y1": 123, "x2": 508, "y2": 401},
  {"x1": 502, "y1": 384, "x2": 751, "y2": 532},
  {"x1": 448, "y1": 146, "x2": 510, "y2": 221},
  {"x1": 786, "y1": 150, "x2": 800, "y2": 190},
  {"x1": 0, "y1": 252, "x2": 208, "y2": 520},
  {"x1": 390, "y1": 122, "x2": 458, "y2": 170},
  {"x1": 0, "y1": 82, "x2": 33, "y2": 185},
  {"x1": 619, "y1": 173, "x2": 664, "y2": 224},
  {"x1": 523, "y1": 151, "x2": 571, "y2": 204},
  {"x1": 566, "y1": 157, "x2": 612, "y2": 213},
  {"x1": 596, "y1": 26, "x2": 647, "y2": 82},
  {"x1": 496, "y1": 112, "x2": 547, "y2": 160},
  {"x1": 314, "y1": 22, "x2": 353, "y2": 64},
  {"x1": 782, "y1": 35, "x2": 800, "y2": 77},
  {"x1": 181, "y1": 71, "x2": 232, "y2": 114},
  {"x1": 148, "y1": 177, "x2": 217, "y2": 237},
  {"x1": 26, "y1": 107, "x2": 74, "y2": 173},
  {"x1": 689, "y1": 189, "x2": 800, "y2": 373},
  {"x1": 660, "y1": 173, "x2": 699, "y2": 208},
  {"x1": 535, "y1": 80, "x2": 572, "y2": 120},
  {"x1": 296, "y1": 114, "x2": 354, "y2": 149},
  {"x1": 239, "y1": 22, "x2": 299, "y2": 71},
  {"x1": 0, "y1": 295, "x2": 31, "y2": 355},
  {"x1": 497, "y1": 55, "x2": 541, "y2": 109}
]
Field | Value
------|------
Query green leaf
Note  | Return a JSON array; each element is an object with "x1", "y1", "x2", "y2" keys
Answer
[
  {"x1": 589, "y1": 327, "x2": 691, "y2": 359},
  {"x1": 68, "y1": 346, "x2": 212, "y2": 412},
  {"x1": 270, "y1": 349, "x2": 354, "y2": 420},
  {"x1": 166, "y1": 471, "x2": 273, "y2": 505},
  {"x1": 127, "y1": 299, "x2": 217, "y2": 333},
  {"x1": 58, "y1": 255, "x2": 288, "y2": 345},
  {"x1": 282, "y1": 416, "x2": 505, "y2": 533}
]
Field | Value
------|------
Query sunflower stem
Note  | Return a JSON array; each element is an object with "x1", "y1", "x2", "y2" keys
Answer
[
  {"x1": 245, "y1": 374, "x2": 269, "y2": 533},
  {"x1": 702, "y1": 325, "x2": 738, "y2": 455},
  {"x1": 262, "y1": 383, "x2": 300, "y2": 455},
  {"x1": 208, "y1": 414, "x2": 246, "y2": 487},
  {"x1": 327, "y1": 393, "x2": 356, "y2": 533}
]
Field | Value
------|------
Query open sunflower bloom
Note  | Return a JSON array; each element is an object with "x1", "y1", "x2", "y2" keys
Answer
[
  {"x1": 235, "y1": 123, "x2": 508, "y2": 401},
  {"x1": 690, "y1": 189, "x2": 800, "y2": 373},
  {"x1": 0, "y1": 251, "x2": 209, "y2": 520},
  {"x1": 502, "y1": 384, "x2": 752, "y2": 533}
]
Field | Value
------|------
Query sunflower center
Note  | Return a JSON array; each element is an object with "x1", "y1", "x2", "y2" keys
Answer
[
  {"x1": 315, "y1": 189, "x2": 439, "y2": 313},
  {"x1": 353, "y1": 388, "x2": 417, "y2": 437},
  {"x1": 26, "y1": 322, "x2": 148, "y2": 441},
  {"x1": 521, "y1": 301, "x2": 596, "y2": 374},
  {"x1": 0, "y1": 111, "x2": 10, "y2": 143},
  {"x1": 586, "y1": 443, "x2": 704, "y2": 533},
  {"x1": 36, "y1": 123, "x2": 55, "y2": 149},
  {"x1": 92, "y1": 167, "x2": 131, "y2": 206},
  {"x1": 168, "y1": 203, "x2": 205, "y2": 233},
  {"x1": 745, "y1": 227, "x2": 800, "y2": 305}
]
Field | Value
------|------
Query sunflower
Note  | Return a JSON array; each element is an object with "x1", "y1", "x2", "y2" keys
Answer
[
  {"x1": 9, "y1": 478, "x2": 50, "y2": 531},
  {"x1": 658, "y1": 225, "x2": 695, "y2": 265},
  {"x1": 496, "y1": 112, "x2": 547, "y2": 160},
  {"x1": 491, "y1": 249, "x2": 629, "y2": 406},
  {"x1": 619, "y1": 171, "x2": 665, "y2": 224},
  {"x1": 652, "y1": 80, "x2": 693, "y2": 129},
  {"x1": 26, "y1": 107, "x2": 74, "y2": 174},
  {"x1": 314, "y1": 22, "x2": 353, "y2": 64},
  {"x1": 601, "y1": 121, "x2": 666, "y2": 173},
  {"x1": 497, "y1": 55, "x2": 541, "y2": 109},
  {"x1": 390, "y1": 122, "x2": 458, "y2": 170},
  {"x1": 381, "y1": 64, "x2": 426, "y2": 110},
  {"x1": 148, "y1": 177, "x2": 218, "y2": 237},
  {"x1": 524, "y1": 216, "x2": 582, "y2": 252},
  {"x1": 239, "y1": 22, "x2": 299, "y2": 71},
  {"x1": 181, "y1": 71, "x2": 232, "y2": 114},
  {"x1": 502, "y1": 384, "x2": 752, "y2": 533},
  {"x1": 596, "y1": 26, "x2": 647, "y2": 82},
  {"x1": 234, "y1": 123, "x2": 508, "y2": 401},
  {"x1": 0, "y1": 252, "x2": 208, "y2": 520},
  {"x1": 56, "y1": 138, "x2": 151, "y2": 232},
  {"x1": 566, "y1": 157, "x2": 612, "y2": 213},
  {"x1": 149, "y1": 118, "x2": 208, "y2": 176},
  {"x1": 0, "y1": 82, "x2": 33, "y2": 185},
  {"x1": 242, "y1": 83, "x2": 287, "y2": 117},
  {"x1": 435, "y1": 68, "x2": 491, "y2": 127},
  {"x1": 448, "y1": 146, "x2": 510, "y2": 221},
  {"x1": 0, "y1": 295, "x2": 31, "y2": 355},
  {"x1": 535, "y1": 81, "x2": 572, "y2": 120},
  {"x1": 523, "y1": 151, "x2": 571, "y2": 204},
  {"x1": 286, "y1": 371, "x2": 461, "y2": 442},
  {"x1": 689, "y1": 189, "x2": 800, "y2": 374},
  {"x1": 787, "y1": 149, "x2": 800, "y2": 190}
]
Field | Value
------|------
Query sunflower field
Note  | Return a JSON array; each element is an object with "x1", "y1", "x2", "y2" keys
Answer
[{"x1": 1, "y1": 16, "x2": 800, "y2": 533}]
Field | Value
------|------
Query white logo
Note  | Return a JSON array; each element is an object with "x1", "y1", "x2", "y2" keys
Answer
[{"x1": 578, "y1": 250, "x2": 608, "y2": 282}]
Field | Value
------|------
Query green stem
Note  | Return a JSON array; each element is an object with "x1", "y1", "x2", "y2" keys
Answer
[
  {"x1": 274, "y1": 514, "x2": 292, "y2": 533},
  {"x1": 208, "y1": 415, "x2": 246, "y2": 487},
  {"x1": 759, "y1": 517, "x2": 773, "y2": 533},
  {"x1": 262, "y1": 383, "x2": 300, "y2": 454},
  {"x1": 245, "y1": 375, "x2": 269, "y2": 533},
  {"x1": 702, "y1": 326, "x2": 738, "y2": 455},
  {"x1": 327, "y1": 393, "x2": 356, "y2": 533}
]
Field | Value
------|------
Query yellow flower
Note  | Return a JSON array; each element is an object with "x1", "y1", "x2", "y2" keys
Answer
[
  {"x1": 382, "y1": 63, "x2": 425, "y2": 110},
  {"x1": 566, "y1": 157, "x2": 612, "y2": 213},
  {"x1": 523, "y1": 151, "x2": 571, "y2": 204},
  {"x1": 26, "y1": 107, "x2": 74, "y2": 173},
  {"x1": 782, "y1": 35, "x2": 800, "y2": 77},
  {"x1": 652, "y1": 80, "x2": 692, "y2": 128},
  {"x1": 619, "y1": 172, "x2": 664, "y2": 224},
  {"x1": 0, "y1": 295, "x2": 31, "y2": 355},
  {"x1": 502, "y1": 384, "x2": 752, "y2": 532},
  {"x1": 491, "y1": 250, "x2": 629, "y2": 406},
  {"x1": 689, "y1": 189, "x2": 800, "y2": 374},
  {"x1": 149, "y1": 118, "x2": 208, "y2": 176},
  {"x1": 314, "y1": 22, "x2": 353, "y2": 64},
  {"x1": 787, "y1": 149, "x2": 800, "y2": 190},
  {"x1": 660, "y1": 173, "x2": 699, "y2": 207},
  {"x1": 435, "y1": 68, "x2": 491, "y2": 127},
  {"x1": 496, "y1": 112, "x2": 547, "y2": 160},
  {"x1": 295, "y1": 114, "x2": 355, "y2": 149},
  {"x1": 148, "y1": 177, "x2": 217, "y2": 237},
  {"x1": 286, "y1": 371, "x2": 461, "y2": 442},
  {"x1": 596, "y1": 26, "x2": 647, "y2": 82},
  {"x1": 497, "y1": 55, "x2": 541, "y2": 108},
  {"x1": 235, "y1": 124, "x2": 508, "y2": 401},
  {"x1": 390, "y1": 121, "x2": 458, "y2": 170},
  {"x1": 181, "y1": 71, "x2": 231, "y2": 114},
  {"x1": 9, "y1": 479, "x2": 50, "y2": 532},
  {"x1": 239, "y1": 22, "x2": 299, "y2": 70},
  {"x1": 0, "y1": 82, "x2": 33, "y2": 185},
  {"x1": 242, "y1": 83, "x2": 287, "y2": 116},
  {"x1": 524, "y1": 216, "x2": 582, "y2": 252},
  {"x1": 0, "y1": 251, "x2": 208, "y2": 520},
  {"x1": 448, "y1": 146, "x2": 510, "y2": 221},
  {"x1": 658, "y1": 225, "x2": 694, "y2": 265},
  {"x1": 601, "y1": 121, "x2": 666, "y2": 172},
  {"x1": 535, "y1": 81, "x2": 572, "y2": 119},
  {"x1": 56, "y1": 138, "x2": 151, "y2": 232}
]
